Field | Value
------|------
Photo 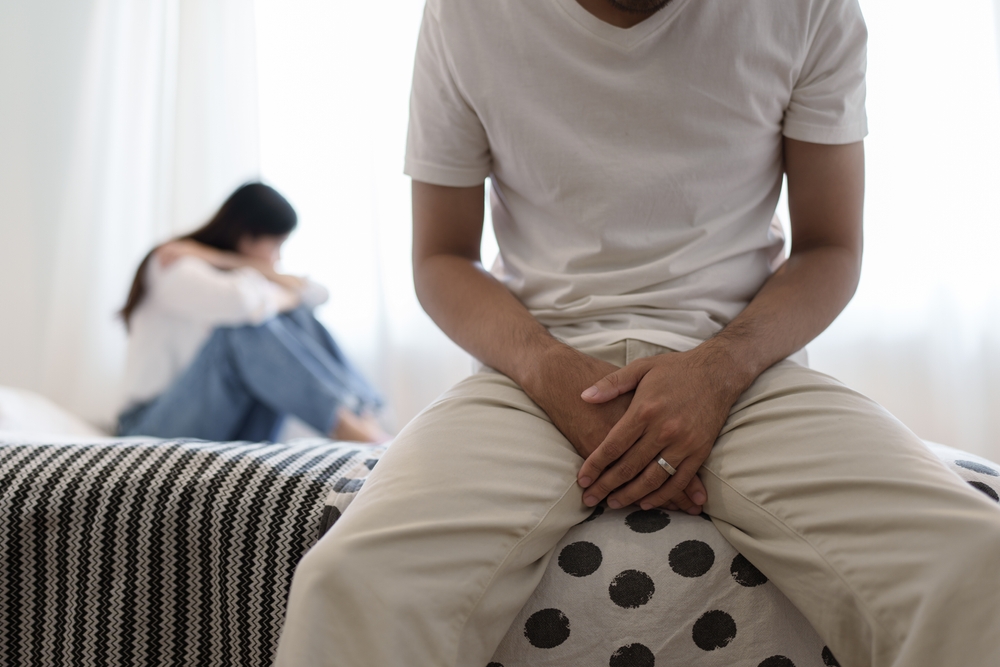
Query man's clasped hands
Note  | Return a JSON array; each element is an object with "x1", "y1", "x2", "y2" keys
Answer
[{"x1": 526, "y1": 340, "x2": 749, "y2": 515}]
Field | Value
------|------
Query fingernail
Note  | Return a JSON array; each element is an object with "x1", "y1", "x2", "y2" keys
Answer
[
  {"x1": 692, "y1": 492, "x2": 706, "y2": 505},
  {"x1": 578, "y1": 476, "x2": 592, "y2": 488},
  {"x1": 640, "y1": 502, "x2": 652, "y2": 511},
  {"x1": 584, "y1": 495, "x2": 599, "y2": 507},
  {"x1": 581, "y1": 386, "x2": 599, "y2": 399},
  {"x1": 608, "y1": 498, "x2": 621, "y2": 509}
]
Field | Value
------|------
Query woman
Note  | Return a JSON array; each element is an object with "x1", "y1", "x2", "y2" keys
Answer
[{"x1": 117, "y1": 182, "x2": 387, "y2": 443}]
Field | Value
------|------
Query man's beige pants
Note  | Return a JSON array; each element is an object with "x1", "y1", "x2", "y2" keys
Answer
[{"x1": 273, "y1": 340, "x2": 1000, "y2": 667}]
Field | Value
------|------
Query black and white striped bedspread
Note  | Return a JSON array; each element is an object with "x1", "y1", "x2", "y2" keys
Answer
[{"x1": 0, "y1": 435, "x2": 384, "y2": 667}]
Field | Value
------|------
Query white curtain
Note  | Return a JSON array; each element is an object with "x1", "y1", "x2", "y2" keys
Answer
[{"x1": 0, "y1": 0, "x2": 259, "y2": 428}]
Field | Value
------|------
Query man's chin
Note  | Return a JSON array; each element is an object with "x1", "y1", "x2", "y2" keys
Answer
[{"x1": 606, "y1": 0, "x2": 673, "y2": 15}]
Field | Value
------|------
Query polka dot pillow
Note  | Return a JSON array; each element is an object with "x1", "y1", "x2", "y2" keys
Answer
[{"x1": 321, "y1": 441, "x2": 998, "y2": 667}]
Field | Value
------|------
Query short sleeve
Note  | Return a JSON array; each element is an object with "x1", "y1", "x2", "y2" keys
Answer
[
  {"x1": 783, "y1": 0, "x2": 868, "y2": 145},
  {"x1": 404, "y1": 3, "x2": 492, "y2": 186}
]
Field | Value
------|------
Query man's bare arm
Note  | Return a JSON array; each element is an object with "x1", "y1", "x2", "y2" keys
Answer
[
  {"x1": 413, "y1": 180, "x2": 702, "y2": 495},
  {"x1": 576, "y1": 138, "x2": 865, "y2": 510},
  {"x1": 412, "y1": 182, "x2": 558, "y2": 391}
]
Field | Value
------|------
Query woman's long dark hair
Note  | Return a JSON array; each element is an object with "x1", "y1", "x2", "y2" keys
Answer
[{"x1": 119, "y1": 182, "x2": 297, "y2": 329}]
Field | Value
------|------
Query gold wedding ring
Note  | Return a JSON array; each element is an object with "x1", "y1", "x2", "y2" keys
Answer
[{"x1": 656, "y1": 457, "x2": 677, "y2": 476}]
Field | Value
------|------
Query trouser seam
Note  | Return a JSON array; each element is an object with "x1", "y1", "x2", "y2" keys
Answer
[
  {"x1": 450, "y1": 476, "x2": 582, "y2": 667},
  {"x1": 700, "y1": 464, "x2": 905, "y2": 649}
]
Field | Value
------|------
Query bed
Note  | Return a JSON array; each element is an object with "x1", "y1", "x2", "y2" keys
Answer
[{"x1": 1, "y1": 388, "x2": 998, "y2": 666}]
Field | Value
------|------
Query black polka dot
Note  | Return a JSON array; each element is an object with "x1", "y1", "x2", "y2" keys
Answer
[
  {"x1": 318, "y1": 506, "x2": 341, "y2": 536},
  {"x1": 609, "y1": 569, "x2": 656, "y2": 609},
  {"x1": 955, "y1": 460, "x2": 999, "y2": 476},
  {"x1": 758, "y1": 657, "x2": 795, "y2": 667},
  {"x1": 669, "y1": 540, "x2": 715, "y2": 578},
  {"x1": 692, "y1": 610, "x2": 737, "y2": 651},
  {"x1": 822, "y1": 646, "x2": 841, "y2": 667},
  {"x1": 523, "y1": 608, "x2": 570, "y2": 649},
  {"x1": 699, "y1": 512, "x2": 713, "y2": 521},
  {"x1": 364, "y1": 458, "x2": 379, "y2": 470},
  {"x1": 558, "y1": 541, "x2": 603, "y2": 577},
  {"x1": 609, "y1": 643, "x2": 655, "y2": 667},
  {"x1": 730, "y1": 554, "x2": 768, "y2": 587},
  {"x1": 487, "y1": 663, "x2": 504, "y2": 667},
  {"x1": 968, "y1": 481, "x2": 999, "y2": 502},
  {"x1": 625, "y1": 509, "x2": 671, "y2": 533},
  {"x1": 580, "y1": 504, "x2": 605, "y2": 523},
  {"x1": 333, "y1": 477, "x2": 364, "y2": 493}
]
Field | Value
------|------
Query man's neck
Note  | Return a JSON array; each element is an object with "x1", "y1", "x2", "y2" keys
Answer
[{"x1": 574, "y1": 0, "x2": 667, "y2": 29}]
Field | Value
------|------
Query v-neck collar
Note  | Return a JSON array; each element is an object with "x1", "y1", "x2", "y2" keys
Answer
[{"x1": 555, "y1": 0, "x2": 691, "y2": 51}]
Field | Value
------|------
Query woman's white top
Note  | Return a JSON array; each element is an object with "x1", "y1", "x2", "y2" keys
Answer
[{"x1": 121, "y1": 255, "x2": 329, "y2": 409}]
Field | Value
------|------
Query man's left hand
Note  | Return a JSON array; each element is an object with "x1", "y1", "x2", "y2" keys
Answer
[{"x1": 576, "y1": 342, "x2": 746, "y2": 513}]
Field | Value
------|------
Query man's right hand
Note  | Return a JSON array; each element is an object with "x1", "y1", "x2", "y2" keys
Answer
[
  {"x1": 523, "y1": 344, "x2": 706, "y2": 514},
  {"x1": 521, "y1": 344, "x2": 631, "y2": 459}
]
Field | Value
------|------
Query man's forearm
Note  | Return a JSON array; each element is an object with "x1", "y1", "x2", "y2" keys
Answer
[
  {"x1": 412, "y1": 180, "x2": 639, "y2": 459},
  {"x1": 411, "y1": 180, "x2": 582, "y2": 395},
  {"x1": 701, "y1": 243, "x2": 861, "y2": 401},
  {"x1": 414, "y1": 253, "x2": 567, "y2": 391},
  {"x1": 702, "y1": 138, "x2": 865, "y2": 397},
  {"x1": 415, "y1": 250, "x2": 642, "y2": 459}
]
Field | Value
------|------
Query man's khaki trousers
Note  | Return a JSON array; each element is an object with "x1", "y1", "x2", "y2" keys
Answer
[{"x1": 273, "y1": 340, "x2": 1000, "y2": 667}]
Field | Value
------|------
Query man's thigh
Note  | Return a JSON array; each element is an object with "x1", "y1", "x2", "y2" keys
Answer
[
  {"x1": 283, "y1": 367, "x2": 593, "y2": 666},
  {"x1": 700, "y1": 360, "x2": 1000, "y2": 666}
]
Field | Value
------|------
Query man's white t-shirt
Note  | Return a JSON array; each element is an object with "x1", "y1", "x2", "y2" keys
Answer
[{"x1": 404, "y1": 0, "x2": 867, "y2": 353}]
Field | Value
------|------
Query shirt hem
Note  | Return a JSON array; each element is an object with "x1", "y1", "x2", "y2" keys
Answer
[
  {"x1": 782, "y1": 119, "x2": 869, "y2": 145},
  {"x1": 404, "y1": 158, "x2": 490, "y2": 187},
  {"x1": 550, "y1": 328, "x2": 809, "y2": 367}
]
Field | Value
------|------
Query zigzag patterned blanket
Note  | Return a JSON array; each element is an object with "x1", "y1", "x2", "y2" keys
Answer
[{"x1": 0, "y1": 436, "x2": 383, "y2": 667}]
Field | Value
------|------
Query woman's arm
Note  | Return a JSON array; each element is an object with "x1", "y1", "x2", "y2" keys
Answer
[
  {"x1": 156, "y1": 240, "x2": 306, "y2": 293},
  {"x1": 150, "y1": 254, "x2": 300, "y2": 325}
]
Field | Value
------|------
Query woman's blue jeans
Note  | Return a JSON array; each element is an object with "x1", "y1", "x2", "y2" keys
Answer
[{"x1": 117, "y1": 307, "x2": 382, "y2": 442}]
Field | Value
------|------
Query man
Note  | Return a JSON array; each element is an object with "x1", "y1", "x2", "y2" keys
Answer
[{"x1": 275, "y1": 1, "x2": 1000, "y2": 665}]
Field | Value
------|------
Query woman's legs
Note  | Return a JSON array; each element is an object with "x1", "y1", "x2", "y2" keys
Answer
[
  {"x1": 235, "y1": 401, "x2": 285, "y2": 442},
  {"x1": 280, "y1": 307, "x2": 383, "y2": 411},
  {"x1": 119, "y1": 313, "x2": 380, "y2": 441}
]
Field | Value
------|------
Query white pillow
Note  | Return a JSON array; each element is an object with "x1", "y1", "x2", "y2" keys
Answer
[{"x1": 0, "y1": 385, "x2": 106, "y2": 437}]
